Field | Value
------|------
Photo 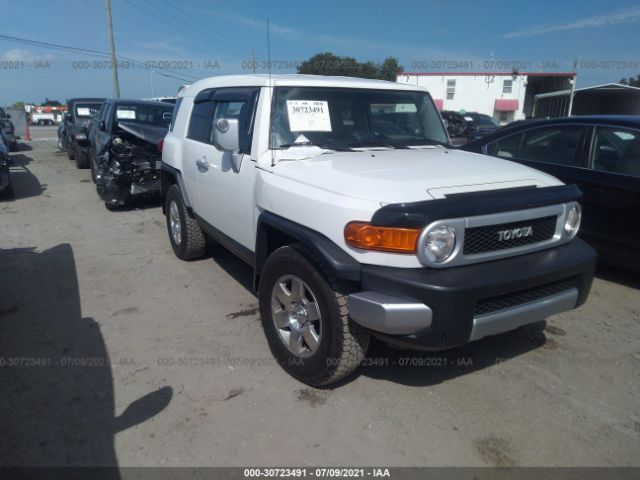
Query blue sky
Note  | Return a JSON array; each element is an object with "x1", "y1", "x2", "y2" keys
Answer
[{"x1": 2, "y1": 0, "x2": 640, "y2": 105}]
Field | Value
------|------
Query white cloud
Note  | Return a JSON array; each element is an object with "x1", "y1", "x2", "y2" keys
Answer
[
  {"x1": 503, "y1": 6, "x2": 640, "y2": 38},
  {"x1": 1, "y1": 48, "x2": 54, "y2": 62}
]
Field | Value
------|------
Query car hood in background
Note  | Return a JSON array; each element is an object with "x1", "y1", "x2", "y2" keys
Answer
[{"x1": 117, "y1": 121, "x2": 168, "y2": 145}]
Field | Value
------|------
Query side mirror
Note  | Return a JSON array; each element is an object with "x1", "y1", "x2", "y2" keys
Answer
[
  {"x1": 64, "y1": 113, "x2": 72, "y2": 122},
  {"x1": 212, "y1": 118, "x2": 240, "y2": 153},
  {"x1": 99, "y1": 120, "x2": 106, "y2": 131}
]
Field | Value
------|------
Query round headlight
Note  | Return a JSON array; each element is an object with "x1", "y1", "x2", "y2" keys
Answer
[
  {"x1": 564, "y1": 205, "x2": 581, "y2": 238},
  {"x1": 423, "y1": 225, "x2": 457, "y2": 263}
]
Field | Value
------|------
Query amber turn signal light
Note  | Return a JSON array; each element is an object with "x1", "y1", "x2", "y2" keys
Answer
[{"x1": 344, "y1": 222, "x2": 420, "y2": 253}]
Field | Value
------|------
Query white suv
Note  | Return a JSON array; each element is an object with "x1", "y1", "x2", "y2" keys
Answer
[{"x1": 161, "y1": 74, "x2": 596, "y2": 386}]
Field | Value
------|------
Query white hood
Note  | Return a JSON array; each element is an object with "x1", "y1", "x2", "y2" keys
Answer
[{"x1": 273, "y1": 147, "x2": 563, "y2": 204}]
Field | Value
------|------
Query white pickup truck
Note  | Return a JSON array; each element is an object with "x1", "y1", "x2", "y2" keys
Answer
[{"x1": 161, "y1": 74, "x2": 596, "y2": 386}]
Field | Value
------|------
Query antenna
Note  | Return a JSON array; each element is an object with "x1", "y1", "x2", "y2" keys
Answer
[
  {"x1": 267, "y1": 18, "x2": 276, "y2": 167},
  {"x1": 267, "y1": 18, "x2": 272, "y2": 81}
]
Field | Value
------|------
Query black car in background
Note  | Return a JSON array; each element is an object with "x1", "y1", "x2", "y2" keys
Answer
[
  {"x1": 462, "y1": 115, "x2": 640, "y2": 270},
  {"x1": 1, "y1": 118, "x2": 19, "y2": 151},
  {"x1": 62, "y1": 98, "x2": 105, "y2": 169},
  {"x1": 464, "y1": 112, "x2": 501, "y2": 140},
  {"x1": 88, "y1": 99, "x2": 173, "y2": 210},
  {"x1": 441, "y1": 110, "x2": 473, "y2": 145},
  {"x1": 0, "y1": 127, "x2": 13, "y2": 199},
  {"x1": 441, "y1": 111, "x2": 501, "y2": 145}
]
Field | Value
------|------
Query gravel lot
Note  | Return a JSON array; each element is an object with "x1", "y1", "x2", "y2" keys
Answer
[{"x1": 1, "y1": 139, "x2": 639, "y2": 467}]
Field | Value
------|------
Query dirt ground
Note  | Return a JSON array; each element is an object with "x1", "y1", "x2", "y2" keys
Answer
[{"x1": 0, "y1": 138, "x2": 639, "y2": 467}]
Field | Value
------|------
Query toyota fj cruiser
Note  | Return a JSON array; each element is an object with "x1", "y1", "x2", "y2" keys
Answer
[{"x1": 161, "y1": 75, "x2": 596, "y2": 386}]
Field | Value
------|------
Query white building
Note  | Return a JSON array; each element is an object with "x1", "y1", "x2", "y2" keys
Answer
[{"x1": 397, "y1": 71, "x2": 576, "y2": 124}]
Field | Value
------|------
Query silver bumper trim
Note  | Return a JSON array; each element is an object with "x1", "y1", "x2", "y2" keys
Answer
[
  {"x1": 469, "y1": 288, "x2": 579, "y2": 341},
  {"x1": 348, "y1": 292, "x2": 433, "y2": 335}
]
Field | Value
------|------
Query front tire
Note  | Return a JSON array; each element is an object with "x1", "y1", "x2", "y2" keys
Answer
[
  {"x1": 74, "y1": 144, "x2": 89, "y2": 169},
  {"x1": 258, "y1": 244, "x2": 369, "y2": 387},
  {"x1": 165, "y1": 184, "x2": 205, "y2": 260},
  {"x1": 89, "y1": 151, "x2": 97, "y2": 183}
]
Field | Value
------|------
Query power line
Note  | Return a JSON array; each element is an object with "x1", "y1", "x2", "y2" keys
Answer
[
  {"x1": 152, "y1": 0, "x2": 260, "y2": 58},
  {"x1": 121, "y1": 0, "x2": 251, "y2": 60},
  {"x1": 0, "y1": 33, "x2": 197, "y2": 83}
]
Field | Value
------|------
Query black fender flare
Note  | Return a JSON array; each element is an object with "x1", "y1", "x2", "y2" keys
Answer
[
  {"x1": 160, "y1": 163, "x2": 194, "y2": 213},
  {"x1": 254, "y1": 212, "x2": 361, "y2": 288}
]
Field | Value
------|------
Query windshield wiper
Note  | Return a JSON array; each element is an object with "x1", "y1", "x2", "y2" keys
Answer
[
  {"x1": 407, "y1": 138, "x2": 451, "y2": 148},
  {"x1": 278, "y1": 141, "x2": 353, "y2": 151}
]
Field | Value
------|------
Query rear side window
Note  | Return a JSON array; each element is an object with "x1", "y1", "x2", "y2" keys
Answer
[
  {"x1": 187, "y1": 101, "x2": 215, "y2": 143},
  {"x1": 519, "y1": 125, "x2": 587, "y2": 167},
  {"x1": 169, "y1": 97, "x2": 183, "y2": 132},
  {"x1": 592, "y1": 127, "x2": 640, "y2": 178}
]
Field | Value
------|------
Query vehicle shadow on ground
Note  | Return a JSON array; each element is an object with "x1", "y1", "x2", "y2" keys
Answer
[
  {"x1": 206, "y1": 242, "x2": 255, "y2": 294},
  {"x1": 595, "y1": 264, "x2": 640, "y2": 290},
  {"x1": 111, "y1": 195, "x2": 162, "y2": 211},
  {"x1": 357, "y1": 326, "x2": 548, "y2": 387},
  {"x1": 0, "y1": 244, "x2": 173, "y2": 469},
  {"x1": 15, "y1": 142, "x2": 32, "y2": 152},
  {"x1": 6, "y1": 152, "x2": 47, "y2": 200},
  {"x1": 201, "y1": 247, "x2": 547, "y2": 387}
]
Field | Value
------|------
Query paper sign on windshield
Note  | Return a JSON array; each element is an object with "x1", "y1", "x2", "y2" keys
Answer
[
  {"x1": 76, "y1": 107, "x2": 91, "y2": 116},
  {"x1": 117, "y1": 109, "x2": 136, "y2": 120},
  {"x1": 286, "y1": 100, "x2": 331, "y2": 132}
]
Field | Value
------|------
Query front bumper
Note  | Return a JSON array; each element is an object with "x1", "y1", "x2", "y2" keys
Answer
[
  {"x1": 0, "y1": 169, "x2": 10, "y2": 192},
  {"x1": 97, "y1": 171, "x2": 160, "y2": 205},
  {"x1": 348, "y1": 239, "x2": 596, "y2": 350}
]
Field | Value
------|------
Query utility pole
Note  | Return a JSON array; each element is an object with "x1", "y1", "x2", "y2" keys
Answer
[
  {"x1": 106, "y1": 0, "x2": 120, "y2": 98},
  {"x1": 567, "y1": 55, "x2": 579, "y2": 117},
  {"x1": 251, "y1": 49, "x2": 256, "y2": 74}
]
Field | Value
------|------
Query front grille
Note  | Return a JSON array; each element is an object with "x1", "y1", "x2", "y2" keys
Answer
[
  {"x1": 464, "y1": 215, "x2": 557, "y2": 255},
  {"x1": 475, "y1": 278, "x2": 577, "y2": 317}
]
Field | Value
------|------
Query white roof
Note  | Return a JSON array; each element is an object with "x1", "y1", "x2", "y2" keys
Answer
[
  {"x1": 180, "y1": 74, "x2": 428, "y2": 97},
  {"x1": 575, "y1": 83, "x2": 640, "y2": 92}
]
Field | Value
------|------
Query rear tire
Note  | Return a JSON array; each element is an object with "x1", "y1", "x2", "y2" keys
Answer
[
  {"x1": 258, "y1": 244, "x2": 369, "y2": 387},
  {"x1": 165, "y1": 184, "x2": 205, "y2": 260}
]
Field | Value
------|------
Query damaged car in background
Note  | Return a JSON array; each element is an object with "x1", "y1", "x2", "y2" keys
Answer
[
  {"x1": 63, "y1": 98, "x2": 105, "y2": 168},
  {"x1": 88, "y1": 99, "x2": 173, "y2": 210}
]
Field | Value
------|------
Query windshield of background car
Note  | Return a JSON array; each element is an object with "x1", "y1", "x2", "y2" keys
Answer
[
  {"x1": 474, "y1": 115, "x2": 500, "y2": 127},
  {"x1": 114, "y1": 103, "x2": 173, "y2": 128},
  {"x1": 270, "y1": 87, "x2": 447, "y2": 149},
  {"x1": 1, "y1": 120, "x2": 13, "y2": 133},
  {"x1": 74, "y1": 103, "x2": 102, "y2": 118}
]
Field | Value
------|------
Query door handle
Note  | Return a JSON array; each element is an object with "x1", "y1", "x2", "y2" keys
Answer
[{"x1": 196, "y1": 159, "x2": 209, "y2": 172}]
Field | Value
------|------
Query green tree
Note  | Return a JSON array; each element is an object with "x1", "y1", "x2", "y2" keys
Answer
[
  {"x1": 41, "y1": 98, "x2": 62, "y2": 107},
  {"x1": 619, "y1": 75, "x2": 640, "y2": 87},
  {"x1": 297, "y1": 52, "x2": 403, "y2": 81},
  {"x1": 12, "y1": 101, "x2": 26, "y2": 109}
]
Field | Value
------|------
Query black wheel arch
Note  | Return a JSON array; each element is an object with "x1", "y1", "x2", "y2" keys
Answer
[
  {"x1": 254, "y1": 212, "x2": 361, "y2": 291},
  {"x1": 160, "y1": 163, "x2": 194, "y2": 215}
]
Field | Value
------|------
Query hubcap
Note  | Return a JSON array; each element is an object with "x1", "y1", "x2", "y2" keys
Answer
[
  {"x1": 169, "y1": 200, "x2": 181, "y2": 246},
  {"x1": 271, "y1": 275, "x2": 322, "y2": 358}
]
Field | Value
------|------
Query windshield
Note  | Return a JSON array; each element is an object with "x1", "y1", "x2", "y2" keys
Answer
[
  {"x1": 115, "y1": 103, "x2": 173, "y2": 128},
  {"x1": 270, "y1": 87, "x2": 448, "y2": 149},
  {"x1": 74, "y1": 103, "x2": 102, "y2": 118}
]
